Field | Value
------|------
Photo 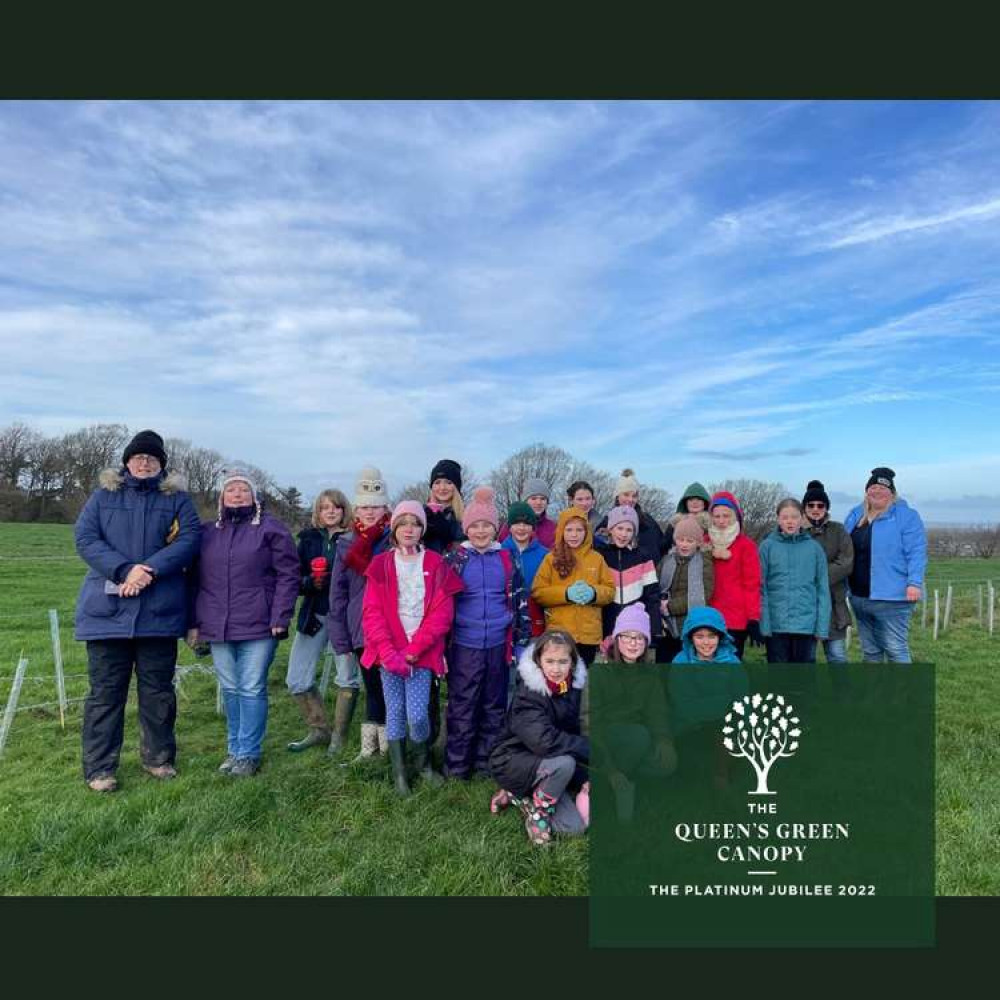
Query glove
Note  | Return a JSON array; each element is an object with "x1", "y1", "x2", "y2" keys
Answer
[
  {"x1": 310, "y1": 556, "x2": 329, "y2": 586},
  {"x1": 566, "y1": 581, "x2": 596, "y2": 605},
  {"x1": 383, "y1": 651, "x2": 412, "y2": 677},
  {"x1": 746, "y1": 620, "x2": 764, "y2": 647}
]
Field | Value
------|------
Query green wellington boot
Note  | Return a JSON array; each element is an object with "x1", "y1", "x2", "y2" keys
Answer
[
  {"x1": 387, "y1": 739, "x2": 411, "y2": 797},
  {"x1": 326, "y1": 688, "x2": 359, "y2": 757},
  {"x1": 287, "y1": 688, "x2": 332, "y2": 752}
]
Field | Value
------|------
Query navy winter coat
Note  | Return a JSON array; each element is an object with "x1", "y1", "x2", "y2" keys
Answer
[
  {"x1": 192, "y1": 507, "x2": 300, "y2": 642},
  {"x1": 295, "y1": 526, "x2": 348, "y2": 633},
  {"x1": 74, "y1": 469, "x2": 201, "y2": 640}
]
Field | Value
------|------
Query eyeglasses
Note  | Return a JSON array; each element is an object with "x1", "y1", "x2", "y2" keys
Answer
[
  {"x1": 130, "y1": 454, "x2": 160, "y2": 465},
  {"x1": 618, "y1": 633, "x2": 646, "y2": 643}
]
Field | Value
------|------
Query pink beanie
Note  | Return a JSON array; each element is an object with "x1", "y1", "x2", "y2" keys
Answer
[
  {"x1": 462, "y1": 486, "x2": 499, "y2": 533},
  {"x1": 607, "y1": 504, "x2": 639, "y2": 532},
  {"x1": 390, "y1": 500, "x2": 427, "y2": 534},
  {"x1": 612, "y1": 603, "x2": 651, "y2": 642},
  {"x1": 673, "y1": 515, "x2": 703, "y2": 544}
]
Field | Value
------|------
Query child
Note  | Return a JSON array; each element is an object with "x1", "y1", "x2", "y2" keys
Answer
[
  {"x1": 360, "y1": 501, "x2": 464, "y2": 796},
  {"x1": 443, "y1": 487, "x2": 530, "y2": 779},
  {"x1": 531, "y1": 508, "x2": 615, "y2": 665},
  {"x1": 500, "y1": 478, "x2": 556, "y2": 549},
  {"x1": 500, "y1": 500, "x2": 549, "y2": 639},
  {"x1": 488, "y1": 630, "x2": 589, "y2": 846},
  {"x1": 658, "y1": 515, "x2": 715, "y2": 664},
  {"x1": 595, "y1": 505, "x2": 661, "y2": 658},
  {"x1": 594, "y1": 469, "x2": 664, "y2": 560},
  {"x1": 662, "y1": 481, "x2": 713, "y2": 553},
  {"x1": 566, "y1": 479, "x2": 603, "y2": 532},
  {"x1": 423, "y1": 458, "x2": 465, "y2": 554},
  {"x1": 707, "y1": 491, "x2": 762, "y2": 658},
  {"x1": 758, "y1": 499, "x2": 832, "y2": 664},
  {"x1": 594, "y1": 605, "x2": 677, "y2": 821}
]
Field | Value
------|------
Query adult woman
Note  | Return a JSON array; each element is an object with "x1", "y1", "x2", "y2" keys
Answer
[
  {"x1": 74, "y1": 430, "x2": 201, "y2": 792},
  {"x1": 566, "y1": 480, "x2": 602, "y2": 532},
  {"x1": 423, "y1": 458, "x2": 465, "y2": 554},
  {"x1": 706, "y1": 491, "x2": 761, "y2": 659},
  {"x1": 843, "y1": 468, "x2": 926, "y2": 663},
  {"x1": 800, "y1": 480, "x2": 853, "y2": 664},
  {"x1": 285, "y1": 489, "x2": 352, "y2": 752},
  {"x1": 188, "y1": 470, "x2": 299, "y2": 777},
  {"x1": 594, "y1": 469, "x2": 664, "y2": 560},
  {"x1": 327, "y1": 467, "x2": 392, "y2": 758}
]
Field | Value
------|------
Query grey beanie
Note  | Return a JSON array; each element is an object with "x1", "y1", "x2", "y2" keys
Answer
[{"x1": 521, "y1": 477, "x2": 551, "y2": 501}]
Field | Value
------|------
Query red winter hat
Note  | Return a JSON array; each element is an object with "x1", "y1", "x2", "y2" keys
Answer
[{"x1": 710, "y1": 491, "x2": 743, "y2": 526}]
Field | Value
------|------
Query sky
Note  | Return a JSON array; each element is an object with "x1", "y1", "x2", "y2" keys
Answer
[{"x1": 2, "y1": 100, "x2": 999, "y2": 523}]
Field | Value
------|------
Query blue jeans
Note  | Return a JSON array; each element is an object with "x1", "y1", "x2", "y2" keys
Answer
[
  {"x1": 212, "y1": 638, "x2": 278, "y2": 760},
  {"x1": 848, "y1": 597, "x2": 914, "y2": 663}
]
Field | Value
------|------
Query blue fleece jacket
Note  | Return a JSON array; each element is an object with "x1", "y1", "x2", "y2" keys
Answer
[
  {"x1": 842, "y1": 499, "x2": 927, "y2": 601},
  {"x1": 500, "y1": 535, "x2": 549, "y2": 594}
]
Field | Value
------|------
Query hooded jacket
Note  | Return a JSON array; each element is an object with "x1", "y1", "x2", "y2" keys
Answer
[
  {"x1": 531, "y1": 508, "x2": 615, "y2": 645},
  {"x1": 488, "y1": 642, "x2": 588, "y2": 796},
  {"x1": 843, "y1": 498, "x2": 927, "y2": 602},
  {"x1": 360, "y1": 547, "x2": 464, "y2": 677},
  {"x1": 803, "y1": 516, "x2": 854, "y2": 636},
  {"x1": 758, "y1": 529, "x2": 832, "y2": 639},
  {"x1": 707, "y1": 493, "x2": 761, "y2": 631},
  {"x1": 501, "y1": 535, "x2": 550, "y2": 639},
  {"x1": 74, "y1": 468, "x2": 202, "y2": 640},
  {"x1": 192, "y1": 506, "x2": 300, "y2": 642},
  {"x1": 669, "y1": 606, "x2": 749, "y2": 734}
]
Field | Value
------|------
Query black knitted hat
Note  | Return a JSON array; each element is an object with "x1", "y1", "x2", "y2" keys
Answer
[
  {"x1": 122, "y1": 429, "x2": 167, "y2": 468},
  {"x1": 802, "y1": 479, "x2": 831, "y2": 508},
  {"x1": 429, "y1": 459, "x2": 462, "y2": 491},
  {"x1": 865, "y1": 467, "x2": 896, "y2": 493}
]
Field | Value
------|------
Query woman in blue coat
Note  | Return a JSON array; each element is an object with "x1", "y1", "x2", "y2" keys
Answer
[
  {"x1": 843, "y1": 467, "x2": 926, "y2": 663},
  {"x1": 73, "y1": 430, "x2": 201, "y2": 792}
]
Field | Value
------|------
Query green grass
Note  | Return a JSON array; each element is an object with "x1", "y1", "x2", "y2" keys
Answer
[{"x1": 0, "y1": 524, "x2": 997, "y2": 895}]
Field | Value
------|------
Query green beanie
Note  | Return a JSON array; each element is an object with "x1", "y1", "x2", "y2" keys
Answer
[{"x1": 507, "y1": 501, "x2": 538, "y2": 527}]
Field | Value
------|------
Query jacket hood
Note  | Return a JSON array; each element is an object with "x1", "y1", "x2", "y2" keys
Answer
[
  {"x1": 709, "y1": 490, "x2": 744, "y2": 526},
  {"x1": 679, "y1": 606, "x2": 739, "y2": 660},
  {"x1": 769, "y1": 528, "x2": 812, "y2": 543},
  {"x1": 99, "y1": 467, "x2": 188, "y2": 494},
  {"x1": 676, "y1": 482, "x2": 712, "y2": 513},
  {"x1": 554, "y1": 506, "x2": 595, "y2": 554},
  {"x1": 460, "y1": 540, "x2": 503, "y2": 553},
  {"x1": 516, "y1": 641, "x2": 588, "y2": 696}
]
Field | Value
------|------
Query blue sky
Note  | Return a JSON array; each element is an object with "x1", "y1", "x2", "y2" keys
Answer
[{"x1": 2, "y1": 100, "x2": 999, "y2": 522}]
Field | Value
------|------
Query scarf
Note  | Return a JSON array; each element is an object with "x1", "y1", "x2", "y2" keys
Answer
[
  {"x1": 545, "y1": 676, "x2": 570, "y2": 696},
  {"x1": 708, "y1": 522, "x2": 740, "y2": 560},
  {"x1": 344, "y1": 513, "x2": 391, "y2": 575},
  {"x1": 427, "y1": 502, "x2": 447, "y2": 514},
  {"x1": 659, "y1": 550, "x2": 707, "y2": 637}
]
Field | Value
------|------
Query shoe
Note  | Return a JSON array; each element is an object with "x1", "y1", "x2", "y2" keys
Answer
[
  {"x1": 326, "y1": 689, "x2": 358, "y2": 757},
  {"x1": 230, "y1": 757, "x2": 260, "y2": 778},
  {"x1": 143, "y1": 763, "x2": 177, "y2": 780},
  {"x1": 351, "y1": 722, "x2": 380, "y2": 762},
  {"x1": 410, "y1": 740, "x2": 444, "y2": 788},
  {"x1": 288, "y1": 688, "x2": 332, "y2": 752},
  {"x1": 86, "y1": 774, "x2": 118, "y2": 793},
  {"x1": 524, "y1": 788, "x2": 557, "y2": 845},
  {"x1": 387, "y1": 739, "x2": 411, "y2": 797},
  {"x1": 490, "y1": 788, "x2": 512, "y2": 814},
  {"x1": 218, "y1": 755, "x2": 237, "y2": 774}
]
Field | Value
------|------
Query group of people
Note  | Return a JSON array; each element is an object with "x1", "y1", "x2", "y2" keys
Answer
[{"x1": 73, "y1": 430, "x2": 928, "y2": 846}]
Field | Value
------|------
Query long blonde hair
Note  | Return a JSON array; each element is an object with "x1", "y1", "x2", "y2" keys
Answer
[
  {"x1": 857, "y1": 496, "x2": 895, "y2": 528},
  {"x1": 428, "y1": 484, "x2": 464, "y2": 520},
  {"x1": 312, "y1": 488, "x2": 353, "y2": 529}
]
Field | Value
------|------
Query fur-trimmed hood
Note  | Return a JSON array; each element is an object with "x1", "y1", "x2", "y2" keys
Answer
[
  {"x1": 98, "y1": 467, "x2": 188, "y2": 494},
  {"x1": 516, "y1": 641, "x2": 587, "y2": 696}
]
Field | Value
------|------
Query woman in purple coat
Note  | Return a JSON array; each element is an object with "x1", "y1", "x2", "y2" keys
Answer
[{"x1": 187, "y1": 470, "x2": 299, "y2": 777}]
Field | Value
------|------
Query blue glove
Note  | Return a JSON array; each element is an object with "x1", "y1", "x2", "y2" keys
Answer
[{"x1": 566, "y1": 581, "x2": 596, "y2": 605}]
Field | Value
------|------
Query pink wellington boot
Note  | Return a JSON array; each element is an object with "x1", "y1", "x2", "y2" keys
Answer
[{"x1": 575, "y1": 781, "x2": 590, "y2": 828}]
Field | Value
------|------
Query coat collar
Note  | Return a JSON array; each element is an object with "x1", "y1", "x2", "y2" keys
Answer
[{"x1": 516, "y1": 642, "x2": 587, "y2": 696}]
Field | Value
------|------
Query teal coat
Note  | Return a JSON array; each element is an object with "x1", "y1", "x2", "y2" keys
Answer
[
  {"x1": 669, "y1": 607, "x2": 748, "y2": 734},
  {"x1": 758, "y1": 529, "x2": 831, "y2": 639}
]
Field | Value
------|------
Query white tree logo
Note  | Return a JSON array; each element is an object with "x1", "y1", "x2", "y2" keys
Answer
[{"x1": 722, "y1": 693, "x2": 802, "y2": 795}]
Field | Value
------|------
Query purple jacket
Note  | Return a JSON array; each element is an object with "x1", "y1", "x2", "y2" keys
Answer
[
  {"x1": 326, "y1": 526, "x2": 392, "y2": 653},
  {"x1": 193, "y1": 508, "x2": 300, "y2": 642},
  {"x1": 448, "y1": 543, "x2": 514, "y2": 649}
]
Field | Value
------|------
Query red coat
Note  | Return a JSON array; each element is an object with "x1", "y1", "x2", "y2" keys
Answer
[
  {"x1": 361, "y1": 548, "x2": 464, "y2": 677},
  {"x1": 709, "y1": 532, "x2": 761, "y2": 631}
]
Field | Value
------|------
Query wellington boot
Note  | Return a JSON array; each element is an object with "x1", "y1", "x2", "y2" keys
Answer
[
  {"x1": 288, "y1": 689, "x2": 332, "y2": 752},
  {"x1": 376, "y1": 724, "x2": 388, "y2": 755},
  {"x1": 350, "y1": 722, "x2": 380, "y2": 762},
  {"x1": 410, "y1": 740, "x2": 444, "y2": 788},
  {"x1": 326, "y1": 688, "x2": 359, "y2": 757},
  {"x1": 388, "y1": 739, "x2": 411, "y2": 797}
]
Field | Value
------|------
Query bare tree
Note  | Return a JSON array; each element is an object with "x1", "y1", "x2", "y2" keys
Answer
[
  {"x1": 968, "y1": 523, "x2": 1000, "y2": 559},
  {"x1": 164, "y1": 437, "x2": 226, "y2": 517},
  {"x1": 927, "y1": 527, "x2": 962, "y2": 558},
  {"x1": 637, "y1": 485, "x2": 674, "y2": 523},
  {"x1": 391, "y1": 481, "x2": 433, "y2": 506},
  {"x1": 60, "y1": 423, "x2": 131, "y2": 499},
  {"x1": 709, "y1": 478, "x2": 791, "y2": 542},
  {"x1": 0, "y1": 422, "x2": 41, "y2": 488}
]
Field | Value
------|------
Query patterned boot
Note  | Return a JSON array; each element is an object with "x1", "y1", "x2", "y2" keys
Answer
[
  {"x1": 523, "y1": 787, "x2": 558, "y2": 846},
  {"x1": 351, "y1": 722, "x2": 379, "y2": 762}
]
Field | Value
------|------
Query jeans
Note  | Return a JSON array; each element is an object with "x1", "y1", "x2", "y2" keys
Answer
[
  {"x1": 285, "y1": 623, "x2": 329, "y2": 695},
  {"x1": 820, "y1": 638, "x2": 847, "y2": 664},
  {"x1": 849, "y1": 597, "x2": 914, "y2": 663},
  {"x1": 212, "y1": 638, "x2": 278, "y2": 760},
  {"x1": 81, "y1": 638, "x2": 178, "y2": 780}
]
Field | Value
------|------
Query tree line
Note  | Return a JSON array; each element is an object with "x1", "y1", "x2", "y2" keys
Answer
[{"x1": 9, "y1": 420, "x2": 980, "y2": 549}]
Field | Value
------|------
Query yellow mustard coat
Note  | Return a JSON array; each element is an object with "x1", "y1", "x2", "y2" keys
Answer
[{"x1": 531, "y1": 508, "x2": 615, "y2": 645}]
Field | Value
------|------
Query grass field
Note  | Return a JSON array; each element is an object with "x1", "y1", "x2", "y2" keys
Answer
[{"x1": 0, "y1": 523, "x2": 997, "y2": 896}]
